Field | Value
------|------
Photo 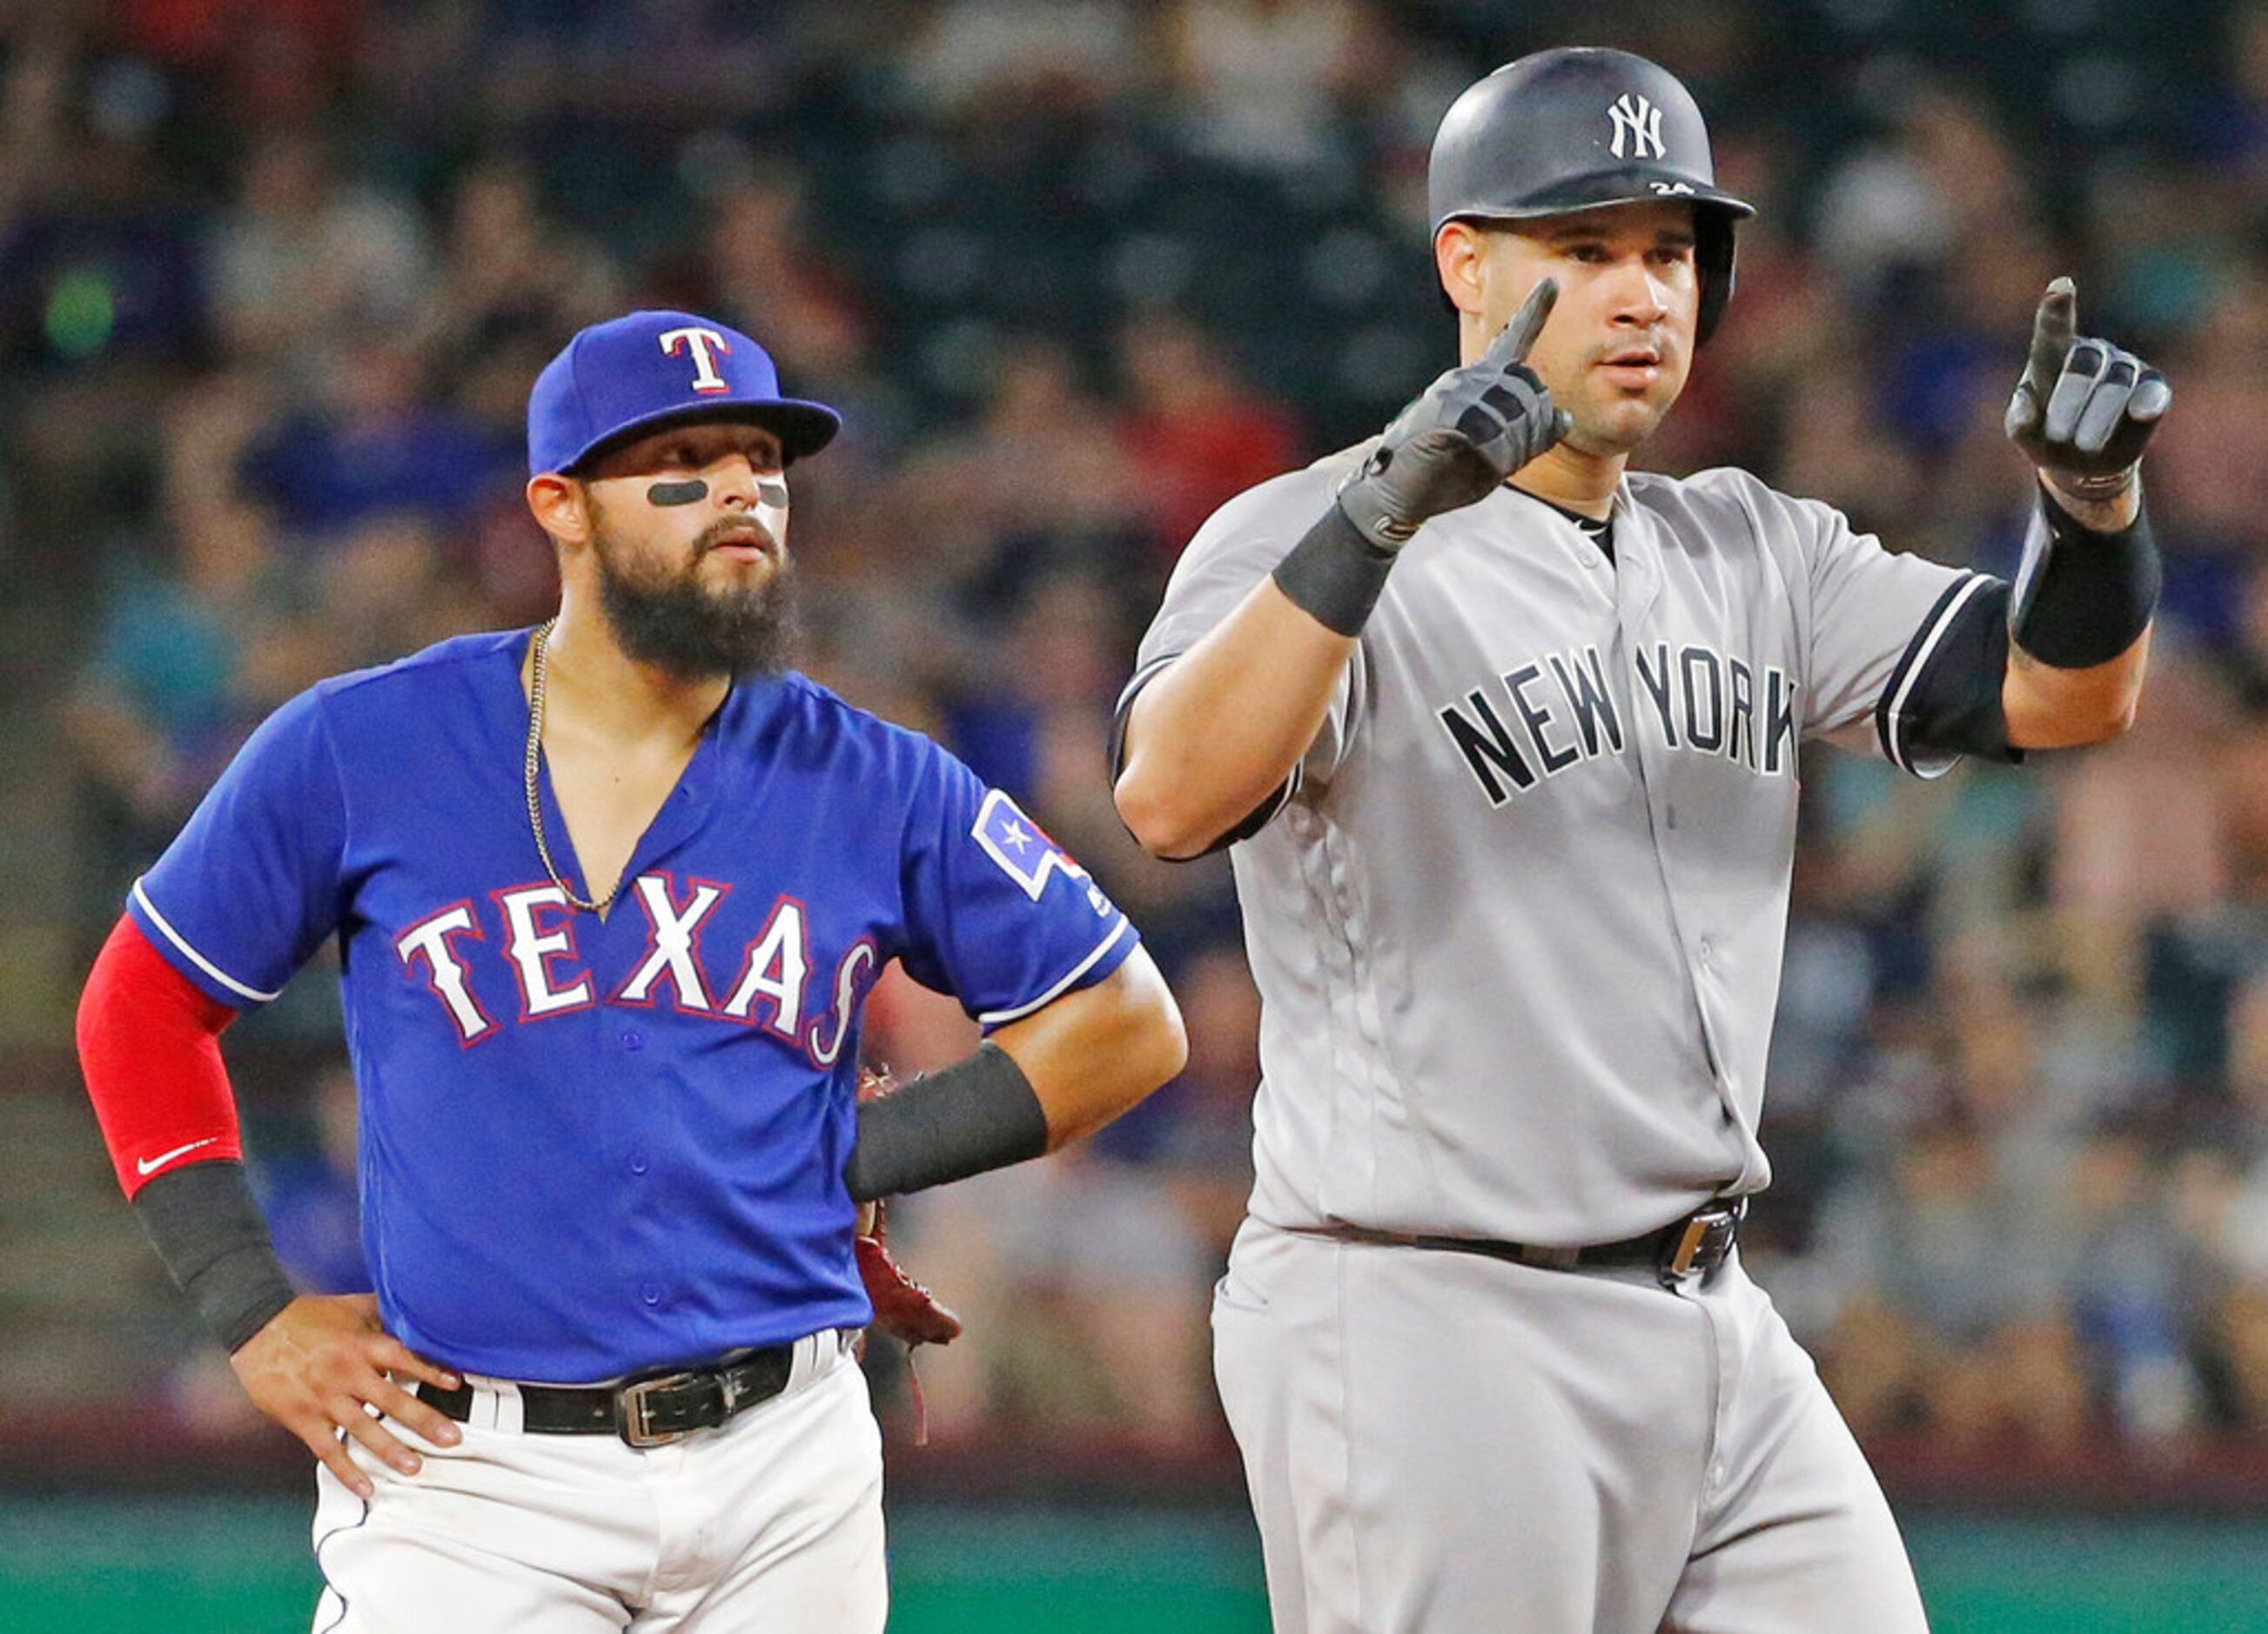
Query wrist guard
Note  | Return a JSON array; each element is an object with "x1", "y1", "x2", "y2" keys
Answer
[
  {"x1": 843, "y1": 1042, "x2": 1048, "y2": 1202},
  {"x1": 131, "y1": 1161, "x2": 296, "y2": 1352},
  {"x1": 1273, "y1": 501, "x2": 1399, "y2": 636},
  {"x1": 2009, "y1": 482, "x2": 2160, "y2": 670}
]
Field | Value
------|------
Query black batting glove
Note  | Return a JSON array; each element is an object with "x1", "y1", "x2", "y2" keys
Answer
[
  {"x1": 2004, "y1": 277, "x2": 2172, "y2": 502},
  {"x1": 1338, "y1": 278, "x2": 1573, "y2": 551}
]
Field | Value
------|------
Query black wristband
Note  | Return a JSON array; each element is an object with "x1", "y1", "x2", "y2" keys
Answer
[
  {"x1": 131, "y1": 1160, "x2": 297, "y2": 1353},
  {"x1": 844, "y1": 1043, "x2": 1050, "y2": 1202},
  {"x1": 2009, "y1": 483, "x2": 2161, "y2": 669},
  {"x1": 1272, "y1": 501, "x2": 1398, "y2": 638}
]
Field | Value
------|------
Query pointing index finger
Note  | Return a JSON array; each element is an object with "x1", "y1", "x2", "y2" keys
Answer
[
  {"x1": 1488, "y1": 277, "x2": 1560, "y2": 367},
  {"x1": 2027, "y1": 276, "x2": 2077, "y2": 382}
]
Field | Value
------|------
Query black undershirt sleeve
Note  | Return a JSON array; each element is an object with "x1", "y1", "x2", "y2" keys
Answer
[{"x1": 1875, "y1": 575, "x2": 2025, "y2": 771}]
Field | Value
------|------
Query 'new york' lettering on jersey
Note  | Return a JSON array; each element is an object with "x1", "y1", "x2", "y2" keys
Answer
[
  {"x1": 1124, "y1": 459, "x2": 1983, "y2": 1249},
  {"x1": 127, "y1": 630, "x2": 1136, "y2": 1383},
  {"x1": 1436, "y1": 638, "x2": 1800, "y2": 807}
]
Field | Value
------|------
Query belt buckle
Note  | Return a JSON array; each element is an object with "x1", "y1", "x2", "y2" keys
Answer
[
  {"x1": 616, "y1": 1371, "x2": 701, "y2": 1448},
  {"x1": 1657, "y1": 1201, "x2": 1742, "y2": 1288}
]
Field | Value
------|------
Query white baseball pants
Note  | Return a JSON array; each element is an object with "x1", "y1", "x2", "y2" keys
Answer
[{"x1": 309, "y1": 1329, "x2": 884, "y2": 1631}]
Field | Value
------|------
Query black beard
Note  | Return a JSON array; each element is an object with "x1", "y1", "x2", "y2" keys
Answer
[{"x1": 591, "y1": 529, "x2": 798, "y2": 683}]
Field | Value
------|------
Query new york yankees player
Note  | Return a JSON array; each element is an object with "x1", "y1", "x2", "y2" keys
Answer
[
  {"x1": 77, "y1": 309, "x2": 1185, "y2": 1631},
  {"x1": 1113, "y1": 49, "x2": 2168, "y2": 1633}
]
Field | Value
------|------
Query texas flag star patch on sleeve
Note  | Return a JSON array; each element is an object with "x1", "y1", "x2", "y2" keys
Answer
[{"x1": 972, "y1": 789, "x2": 1102, "y2": 910}]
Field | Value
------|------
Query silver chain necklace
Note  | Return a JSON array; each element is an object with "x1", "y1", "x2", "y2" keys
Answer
[{"x1": 523, "y1": 619, "x2": 615, "y2": 915}]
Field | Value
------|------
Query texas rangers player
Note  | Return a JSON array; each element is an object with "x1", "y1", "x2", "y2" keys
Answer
[
  {"x1": 1112, "y1": 49, "x2": 2168, "y2": 1633},
  {"x1": 76, "y1": 309, "x2": 1185, "y2": 1631}
]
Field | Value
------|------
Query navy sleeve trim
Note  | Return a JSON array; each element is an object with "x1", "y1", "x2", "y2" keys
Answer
[
  {"x1": 1206, "y1": 761, "x2": 1303, "y2": 852},
  {"x1": 1107, "y1": 653, "x2": 1179, "y2": 785},
  {"x1": 1874, "y1": 574, "x2": 2024, "y2": 773},
  {"x1": 1108, "y1": 654, "x2": 1298, "y2": 859}
]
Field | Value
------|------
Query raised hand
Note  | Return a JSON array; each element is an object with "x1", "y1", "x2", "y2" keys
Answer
[
  {"x1": 229, "y1": 1292, "x2": 463, "y2": 1499},
  {"x1": 2005, "y1": 277, "x2": 2171, "y2": 501},
  {"x1": 1339, "y1": 278, "x2": 1574, "y2": 549}
]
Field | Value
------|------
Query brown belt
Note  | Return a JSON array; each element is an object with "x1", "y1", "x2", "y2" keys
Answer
[{"x1": 1311, "y1": 1198, "x2": 1746, "y2": 1289}]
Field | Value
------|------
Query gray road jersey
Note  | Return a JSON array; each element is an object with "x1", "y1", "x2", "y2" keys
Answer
[{"x1": 1126, "y1": 458, "x2": 1983, "y2": 1245}]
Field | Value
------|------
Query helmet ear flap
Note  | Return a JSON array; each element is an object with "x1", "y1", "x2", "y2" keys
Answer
[{"x1": 1694, "y1": 207, "x2": 1738, "y2": 346}]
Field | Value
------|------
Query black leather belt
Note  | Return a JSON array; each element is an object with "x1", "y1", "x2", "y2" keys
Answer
[
  {"x1": 1327, "y1": 1197, "x2": 1747, "y2": 1289},
  {"x1": 416, "y1": 1343, "x2": 795, "y2": 1449}
]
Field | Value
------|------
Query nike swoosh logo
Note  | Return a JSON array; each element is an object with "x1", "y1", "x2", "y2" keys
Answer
[{"x1": 137, "y1": 1137, "x2": 220, "y2": 1177}]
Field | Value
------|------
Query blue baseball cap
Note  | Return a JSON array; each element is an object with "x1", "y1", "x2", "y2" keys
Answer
[{"x1": 527, "y1": 310, "x2": 842, "y2": 477}]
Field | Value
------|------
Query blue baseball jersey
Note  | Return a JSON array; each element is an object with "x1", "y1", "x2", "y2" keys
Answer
[{"x1": 128, "y1": 629, "x2": 1137, "y2": 1383}]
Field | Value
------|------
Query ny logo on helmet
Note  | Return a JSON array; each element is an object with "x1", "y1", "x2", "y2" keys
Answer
[{"x1": 1608, "y1": 93, "x2": 1666, "y2": 160}]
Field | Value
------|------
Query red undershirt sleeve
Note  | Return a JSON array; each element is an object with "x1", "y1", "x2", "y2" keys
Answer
[
  {"x1": 79, "y1": 914, "x2": 299, "y2": 1349},
  {"x1": 77, "y1": 914, "x2": 245, "y2": 1198}
]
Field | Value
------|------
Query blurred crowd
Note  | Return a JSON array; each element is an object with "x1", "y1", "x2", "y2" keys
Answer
[{"x1": 14, "y1": 0, "x2": 2268, "y2": 1470}]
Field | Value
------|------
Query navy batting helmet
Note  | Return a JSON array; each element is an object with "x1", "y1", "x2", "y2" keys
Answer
[{"x1": 1427, "y1": 48, "x2": 1755, "y2": 344}]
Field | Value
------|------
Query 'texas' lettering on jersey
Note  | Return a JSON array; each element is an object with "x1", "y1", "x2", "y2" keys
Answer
[
  {"x1": 1437, "y1": 640, "x2": 1799, "y2": 807},
  {"x1": 393, "y1": 872, "x2": 877, "y2": 1067}
]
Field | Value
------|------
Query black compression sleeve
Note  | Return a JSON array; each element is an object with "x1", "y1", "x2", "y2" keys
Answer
[
  {"x1": 1272, "y1": 501, "x2": 1398, "y2": 636},
  {"x1": 2010, "y1": 484, "x2": 2161, "y2": 668},
  {"x1": 131, "y1": 1160, "x2": 297, "y2": 1352},
  {"x1": 843, "y1": 1043, "x2": 1050, "y2": 1202}
]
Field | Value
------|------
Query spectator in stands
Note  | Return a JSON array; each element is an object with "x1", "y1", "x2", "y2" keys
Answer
[
  {"x1": 2065, "y1": 1119, "x2": 2203, "y2": 1441},
  {"x1": 419, "y1": 157, "x2": 621, "y2": 365},
  {"x1": 237, "y1": 330, "x2": 513, "y2": 538},
  {"x1": 63, "y1": 492, "x2": 310, "y2": 927},
  {"x1": 1157, "y1": 0, "x2": 1377, "y2": 177},
  {"x1": 257, "y1": 1065, "x2": 370, "y2": 1299},
  {"x1": 1115, "y1": 306, "x2": 1302, "y2": 571},
  {"x1": 1819, "y1": 1108, "x2": 2088, "y2": 1449},
  {"x1": 1142, "y1": 942, "x2": 1264, "y2": 1264},
  {"x1": 898, "y1": 0, "x2": 1141, "y2": 124},
  {"x1": 204, "y1": 134, "x2": 431, "y2": 376}
]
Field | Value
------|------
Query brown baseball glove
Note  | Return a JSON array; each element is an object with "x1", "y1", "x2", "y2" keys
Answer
[
  {"x1": 854, "y1": 1067, "x2": 963, "y2": 1350},
  {"x1": 854, "y1": 1066, "x2": 962, "y2": 1445}
]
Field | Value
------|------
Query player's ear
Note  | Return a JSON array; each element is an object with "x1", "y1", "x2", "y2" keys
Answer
[
  {"x1": 526, "y1": 472, "x2": 593, "y2": 549},
  {"x1": 1435, "y1": 222, "x2": 1490, "y2": 318}
]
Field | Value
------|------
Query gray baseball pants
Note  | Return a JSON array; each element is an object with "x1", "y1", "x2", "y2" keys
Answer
[{"x1": 1212, "y1": 1218, "x2": 1929, "y2": 1632}]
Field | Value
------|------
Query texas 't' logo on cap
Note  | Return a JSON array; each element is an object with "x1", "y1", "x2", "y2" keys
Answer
[
  {"x1": 658, "y1": 325, "x2": 734, "y2": 395},
  {"x1": 526, "y1": 310, "x2": 842, "y2": 477}
]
